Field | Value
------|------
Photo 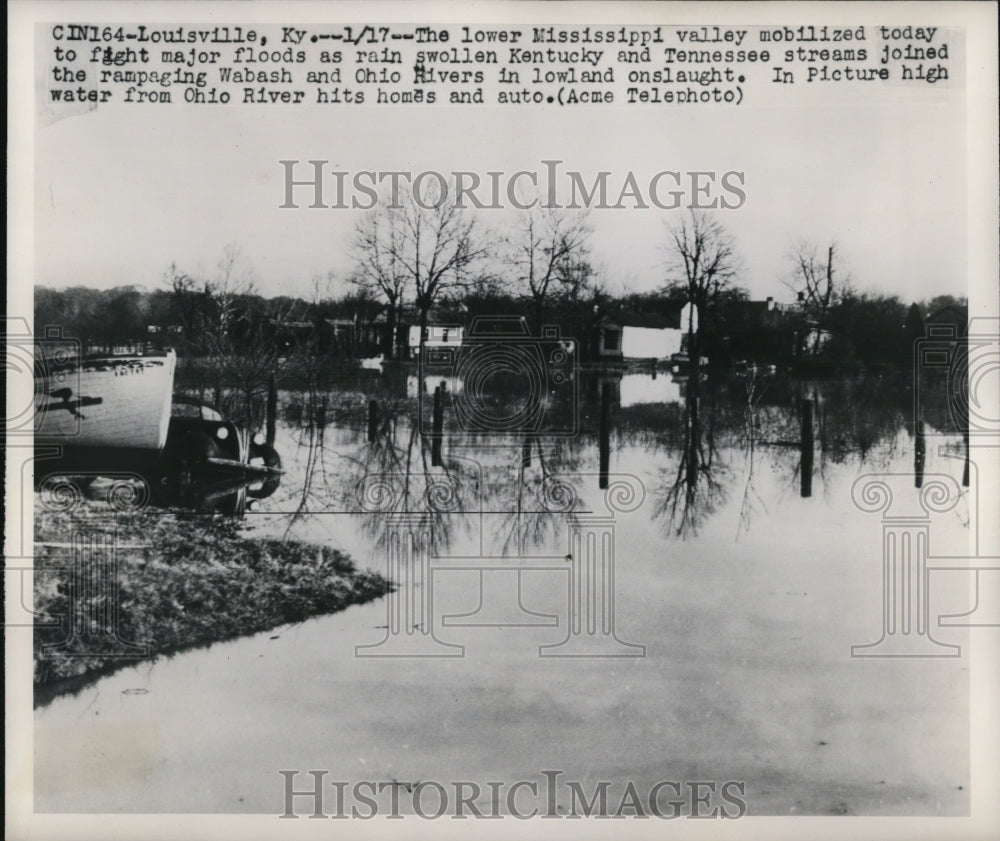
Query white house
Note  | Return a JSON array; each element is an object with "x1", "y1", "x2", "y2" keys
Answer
[
  {"x1": 408, "y1": 324, "x2": 465, "y2": 354},
  {"x1": 620, "y1": 325, "x2": 684, "y2": 360}
]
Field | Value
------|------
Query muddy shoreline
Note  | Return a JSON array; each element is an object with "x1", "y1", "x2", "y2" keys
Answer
[{"x1": 33, "y1": 501, "x2": 388, "y2": 707}]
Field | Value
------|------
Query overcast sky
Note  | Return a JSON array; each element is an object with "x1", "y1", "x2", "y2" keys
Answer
[{"x1": 34, "y1": 39, "x2": 968, "y2": 306}]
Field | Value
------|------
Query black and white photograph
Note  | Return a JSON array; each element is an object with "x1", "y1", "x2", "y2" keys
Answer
[{"x1": 6, "y1": 1, "x2": 999, "y2": 838}]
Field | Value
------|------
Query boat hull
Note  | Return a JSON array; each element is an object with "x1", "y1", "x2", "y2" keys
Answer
[{"x1": 35, "y1": 351, "x2": 177, "y2": 451}]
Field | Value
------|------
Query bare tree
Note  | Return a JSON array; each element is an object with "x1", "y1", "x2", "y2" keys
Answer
[
  {"x1": 355, "y1": 181, "x2": 489, "y2": 351},
  {"x1": 165, "y1": 244, "x2": 257, "y2": 356},
  {"x1": 785, "y1": 241, "x2": 850, "y2": 355},
  {"x1": 504, "y1": 206, "x2": 592, "y2": 329},
  {"x1": 664, "y1": 210, "x2": 741, "y2": 362},
  {"x1": 350, "y1": 212, "x2": 410, "y2": 358},
  {"x1": 165, "y1": 245, "x2": 282, "y2": 418},
  {"x1": 206, "y1": 244, "x2": 257, "y2": 354},
  {"x1": 164, "y1": 263, "x2": 205, "y2": 350}
]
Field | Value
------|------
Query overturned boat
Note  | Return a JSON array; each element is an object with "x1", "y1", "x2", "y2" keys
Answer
[
  {"x1": 34, "y1": 349, "x2": 281, "y2": 513},
  {"x1": 35, "y1": 351, "x2": 177, "y2": 450}
]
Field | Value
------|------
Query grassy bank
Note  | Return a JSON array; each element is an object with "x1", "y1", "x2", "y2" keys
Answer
[{"x1": 34, "y1": 503, "x2": 388, "y2": 705}]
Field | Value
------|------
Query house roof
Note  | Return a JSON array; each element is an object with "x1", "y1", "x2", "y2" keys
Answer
[
  {"x1": 603, "y1": 308, "x2": 682, "y2": 330},
  {"x1": 926, "y1": 304, "x2": 968, "y2": 325},
  {"x1": 718, "y1": 298, "x2": 784, "y2": 327},
  {"x1": 270, "y1": 319, "x2": 315, "y2": 330}
]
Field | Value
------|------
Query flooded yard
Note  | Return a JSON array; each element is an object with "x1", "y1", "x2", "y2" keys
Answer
[{"x1": 34, "y1": 369, "x2": 975, "y2": 815}]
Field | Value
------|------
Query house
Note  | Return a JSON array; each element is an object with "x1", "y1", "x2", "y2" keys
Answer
[
  {"x1": 798, "y1": 322, "x2": 835, "y2": 356},
  {"x1": 408, "y1": 323, "x2": 465, "y2": 356},
  {"x1": 593, "y1": 315, "x2": 624, "y2": 361},
  {"x1": 917, "y1": 303, "x2": 968, "y2": 371},
  {"x1": 359, "y1": 310, "x2": 411, "y2": 358},
  {"x1": 925, "y1": 304, "x2": 968, "y2": 337},
  {"x1": 621, "y1": 324, "x2": 684, "y2": 360},
  {"x1": 716, "y1": 297, "x2": 796, "y2": 362},
  {"x1": 594, "y1": 307, "x2": 686, "y2": 362},
  {"x1": 323, "y1": 318, "x2": 357, "y2": 354}
]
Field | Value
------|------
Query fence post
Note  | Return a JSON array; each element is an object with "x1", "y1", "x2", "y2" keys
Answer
[
  {"x1": 599, "y1": 381, "x2": 611, "y2": 490},
  {"x1": 368, "y1": 400, "x2": 379, "y2": 443},
  {"x1": 432, "y1": 386, "x2": 443, "y2": 467},
  {"x1": 800, "y1": 398, "x2": 814, "y2": 498},
  {"x1": 266, "y1": 372, "x2": 277, "y2": 447}
]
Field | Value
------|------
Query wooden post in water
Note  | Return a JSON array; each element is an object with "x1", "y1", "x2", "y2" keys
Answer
[
  {"x1": 432, "y1": 386, "x2": 443, "y2": 467},
  {"x1": 818, "y1": 400, "x2": 827, "y2": 455},
  {"x1": 686, "y1": 375, "x2": 700, "y2": 487},
  {"x1": 963, "y1": 426, "x2": 970, "y2": 488},
  {"x1": 265, "y1": 372, "x2": 277, "y2": 447},
  {"x1": 367, "y1": 399, "x2": 379, "y2": 443},
  {"x1": 599, "y1": 380, "x2": 611, "y2": 489},
  {"x1": 962, "y1": 395, "x2": 970, "y2": 487},
  {"x1": 914, "y1": 419, "x2": 926, "y2": 488},
  {"x1": 800, "y1": 398, "x2": 814, "y2": 498}
]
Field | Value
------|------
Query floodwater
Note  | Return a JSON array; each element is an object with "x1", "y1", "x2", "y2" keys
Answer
[{"x1": 34, "y1": 369, "x2": 977, "y2": 815}]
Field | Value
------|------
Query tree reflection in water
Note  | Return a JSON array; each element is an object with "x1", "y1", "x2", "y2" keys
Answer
[
  {"x1": 497, "y1": 436, "x2": 584, "y2": 556},
  {"x1": 651, "y1": 377, "x2": 728, "y2": 539},
  {"x1": 736, "y1": 368, "x2": 768, "y2": 539},
  {"x1": 273, "y1": 369, "x2": 940, "y2": 550}
]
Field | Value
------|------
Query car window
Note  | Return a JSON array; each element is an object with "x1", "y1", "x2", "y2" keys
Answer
[{"x1": 172, "y1": 398, "x2": 223, "y2": 421}]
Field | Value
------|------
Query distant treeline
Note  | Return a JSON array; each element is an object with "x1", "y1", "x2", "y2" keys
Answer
[{"x1": 34, "y1": 281, "x2": 966, "y2": 369}]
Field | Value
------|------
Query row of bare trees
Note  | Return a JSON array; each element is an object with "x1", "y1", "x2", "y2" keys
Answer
[
  {"x1": 347, "y1": 182, "x2": 868, "y2": 364},
  {"x1": 349, "y1": 182, "x2": 598, "y2": 357},
  {"x1": 37, "y1": 180, "x2": 962, "y2": 379}
]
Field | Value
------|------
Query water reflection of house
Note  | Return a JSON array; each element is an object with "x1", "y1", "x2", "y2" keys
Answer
[
  {"x1": 619, "y1": 372, "x2": 684, "y2": 407},
  {"x1": 407, "y1": 373, "x2": 465, "y2": 397}
]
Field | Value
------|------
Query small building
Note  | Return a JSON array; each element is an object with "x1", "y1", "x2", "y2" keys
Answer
[
  {"x1": 717, "y1": 297, "x2": 794, "y2": 362},
  {"x1": 621, "y1": 325, "x2": 683, "y2": 360},
  {"x1": 323, "y1": 318, "x2": 357, "y2": 355},
  {"x1": 917, "y1": 304, "x2": 968, "y2": 368},
  {"x1": 594, "y1": 308, "x2": 685, "y2": 362},
  {"x1": 269, "y1": 319, "x2": 316, "y2": 353},
  {"x1": 798, "y1": 322, "x2": 835, "y2": 356},
  {"x1": 408, "y1": 324, "x2": 465, "y2": 355},
  {"x1": 359, "y1": 311, "x2": 410, "y2": 358},
  {"x1": 593, "y1": 315, "x2": 624, "y2": 361},
  {"x1": 925, "y1": 304, "x2": 968, "y2": 336}
]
